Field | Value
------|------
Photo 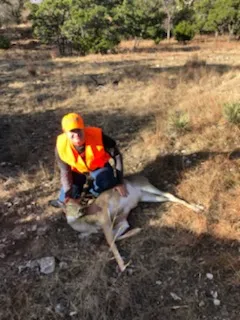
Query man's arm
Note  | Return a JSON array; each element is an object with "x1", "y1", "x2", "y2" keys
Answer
[
  {"x1": 55, "y1": 148, "x2": 73, "y2": 199},
  {"x1": 102, "y1": 133, "x2": 124, "y2": 184}
]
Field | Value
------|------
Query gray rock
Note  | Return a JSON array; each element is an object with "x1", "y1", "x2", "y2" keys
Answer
[
  {"x1": 206, "y1": 273, "x2": 213, "y2": 280},
  {"x1": 213, "y1": 299, "x2": 221, "y2": 306},
  {"x1": 38, "y1": 256, "x2": 55, "y2": 274},
  {"x1": 170, "y1": 292, "x2": 182, "y2": 301}
]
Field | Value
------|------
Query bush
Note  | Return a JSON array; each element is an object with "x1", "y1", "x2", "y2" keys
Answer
[
  {"x1": 223, "y1": 102, "x2": 240, "y2": 125},
  {"x1": 0, "y1": 36, "x2": 11, "y2": 49},
  {"x1": 168, "y1": 111, "x2": 191, "y2": 134},
  {"x1": 174, "y1": 21, "x2": 196, "y2": 43},
  {"x1": 28, "y1": 0, "x2": 120, "y2": 56}
]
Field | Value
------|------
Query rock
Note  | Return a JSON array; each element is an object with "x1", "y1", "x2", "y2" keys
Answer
[
  {"x1": 127, "y1": 268, "x2": 134, "y2": 276},
  {"x1": 156, "y1": 281, "x2": 162, "y2": 285},
  {"x1": 199, "y1": 301, "x2": 205, "y2": 307},
  {"x1": 69, "y1": 311, "x2": 78, "y2": 317},
  {"x1": 206, "y1": 273, "x2": 213, "y2": 280},
  {"x1": 170, "y1": 292, "x2": 182, "y2": 301},
  {"x1": 31, "y1": 225, "x2": 37, "y2": 232},
  {"x1": 38, "y1": 256, "x2": 55, "y2": 274},
  {"x1": 55, "y1": 303, "x2": 66, "y2": 316},
  {"x1": 5, "y1": 202, "x2": 13, "y2": 208},
  {"x1": 13, "y1": 198, "x2": 21, "y2": 205},
  {"x1": 211, "y1": 291, "x2": 218, "y2": 299},
  {"x1": 213, "y1": 299, "x2": 221, "y2": 306}
]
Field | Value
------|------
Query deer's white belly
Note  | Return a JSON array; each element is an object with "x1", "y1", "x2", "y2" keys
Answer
[{"x1": 108, "y1": 182, "x2": 142, "y2": 217}]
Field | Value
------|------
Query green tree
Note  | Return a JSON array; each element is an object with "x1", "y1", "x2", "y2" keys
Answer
[
  {"x1": 28, "y1": 0, "x2": 120, "y2": 55},
  {"x1": 63, "y1": 4, "x2": 120, "y2": 54},
  {"x1": 174, "y1": 20, "x2": 196, "y2": 42},
  {"x1": 114, "y1": 0, "x2": 166, "y2": 46},
  {"x1": 208, "y1": 0, "x2": 240, "y2": 37},
  {"x1": 194, "y1": 0, "x2": 240, "y2": 37}
]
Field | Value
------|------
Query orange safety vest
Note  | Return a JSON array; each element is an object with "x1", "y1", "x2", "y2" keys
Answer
[{"x1": 56, "y1": 127, "x2": 111, "y2": 173}]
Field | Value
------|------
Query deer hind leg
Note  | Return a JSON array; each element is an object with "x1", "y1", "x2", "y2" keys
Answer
[{"x1": 140, "y1": 185, "x2": 204, "y2": 213}]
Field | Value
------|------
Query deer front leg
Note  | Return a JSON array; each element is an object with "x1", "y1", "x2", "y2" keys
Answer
[{"x1": 101, "y1": 210, "x2": 129, "y2": 272}]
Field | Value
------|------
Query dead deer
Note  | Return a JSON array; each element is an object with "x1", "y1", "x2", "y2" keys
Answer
[{"x1": 65, "y1": 175, "x2": 203, "y2": 272}]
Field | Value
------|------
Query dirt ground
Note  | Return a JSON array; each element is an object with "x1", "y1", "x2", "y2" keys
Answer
[{"x1": 0, "y1": 34, "x2": 240, "y2": 320}]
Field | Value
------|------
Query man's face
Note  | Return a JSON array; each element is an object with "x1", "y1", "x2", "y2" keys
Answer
[{"x1": 66, "y1": 129, "x2": 85, "y2": 147}]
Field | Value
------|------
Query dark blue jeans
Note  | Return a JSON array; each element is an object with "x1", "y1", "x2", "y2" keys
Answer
[{"x1": 58, "y1": 163, "x2": 118, "y2": 202}]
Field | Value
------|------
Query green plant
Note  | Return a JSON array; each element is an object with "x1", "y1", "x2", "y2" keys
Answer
[
  {"x1": 168, "y1": 110, "x2": 191, "y2": 134},
  {"x1": 223, "y1": 102, "x2": 240, "y2": 125},
  {"x1": 174, "y1": 20, "x2": 196, "y2": 43},
  {"x1": 0, "y1": 35, "x2": 11, "y2": 49},
  {"x1": 28, "y1": 0, "x2": 120, "y2": 55}
]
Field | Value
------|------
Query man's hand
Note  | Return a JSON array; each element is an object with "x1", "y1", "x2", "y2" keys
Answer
[{"x1": 114, "y1": 184, "x2": 128, "y2": 197}]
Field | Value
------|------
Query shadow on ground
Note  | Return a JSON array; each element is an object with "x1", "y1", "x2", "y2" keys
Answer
[
  {"x1": 0, "y1": 219, "x2": 239, "y2": 320},
  {"x1": 0, "y1": 108, "x2": 155, "y2": 177},
  {"x1": 141, "y1": 150, "x2": 240, "y2": 191}
]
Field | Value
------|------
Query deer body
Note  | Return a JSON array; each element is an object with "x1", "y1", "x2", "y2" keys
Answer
[{"x1": 65, "y1": 175, "x2": 203, "y2": 271}]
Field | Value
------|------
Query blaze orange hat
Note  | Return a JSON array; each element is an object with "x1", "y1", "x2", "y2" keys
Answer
[{"x1": 61, "y1": 113, "x2": 84, "y2": 132}]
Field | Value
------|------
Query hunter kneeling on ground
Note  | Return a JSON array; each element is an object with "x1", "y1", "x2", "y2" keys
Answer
[{"x1": 50, "y1": 112, "x2": 128, "y2": 208}]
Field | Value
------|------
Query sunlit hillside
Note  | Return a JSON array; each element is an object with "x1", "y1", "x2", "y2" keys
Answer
[{"x1": 0, "y1": 35, "x2": 240, "y2": 320}]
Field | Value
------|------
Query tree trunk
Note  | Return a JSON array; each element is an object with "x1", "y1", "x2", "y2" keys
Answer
[
  {"x1": 132, "y1": 36, "x2": 140, "y2": 51},
  {"x1": 228, "y1": 24, "x2": 234, "y2": 41},
  {"x1": 167, "y1": 14, "x2": 171, "y2": 41}
]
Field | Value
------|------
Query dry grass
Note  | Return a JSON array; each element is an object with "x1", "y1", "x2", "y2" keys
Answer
[{"x1": 0, "y1": 35, "x2": 240, "y2": 320}]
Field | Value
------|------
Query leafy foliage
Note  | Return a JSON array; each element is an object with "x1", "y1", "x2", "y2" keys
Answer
[
  {"x1": 223, "y1": 102, "x2": 240, "y2": 125},
  {"x1": 168, "y1": 110, "x2": 191, "y2": 134},
  {"x1": 194, "y1": 0, "x2": 240, "y2": 36},
  {"x1": 113, "y1": 0, "x2": 166, "y2": 43},
  {"x1": 28, "y1": 0, "x2": 120, "y2": 55},
  {"x1": 174, "y1": 20, "x2": 196, "y2": 42}
]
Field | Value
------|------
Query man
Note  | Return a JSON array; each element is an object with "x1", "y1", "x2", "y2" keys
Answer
[{"x1": 50, "y1": 112, "x2": 127, "y2": 208}]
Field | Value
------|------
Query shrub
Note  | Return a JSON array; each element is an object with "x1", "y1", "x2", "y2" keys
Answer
[
  {"x1": 174, "y1": 21, "x2": 196, "y2": 43},
  {"x1": 168, "y1": 111, "x2": 191, "y2": 134},
  {"x1": 0, "y1": 36, "x2": 11, "y2": 49},
  {"x1": 223, "y1": 102, "x2": 240, "y2": 125}
]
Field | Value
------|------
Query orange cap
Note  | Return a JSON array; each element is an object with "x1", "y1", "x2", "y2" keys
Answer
[{"x1": 61, "y1": 113, "x2": 84, "y2": 132}]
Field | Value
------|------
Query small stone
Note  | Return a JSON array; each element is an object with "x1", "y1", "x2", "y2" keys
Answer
[
  {"x1": 69, "y1": 311, "x2": 78, "y2": 317},
  {"x1": 213, "y1": 299, "x2": 221, "y2": 306},
  {"x1": 206, "y1": 273, "x2": 213, "y2": 280},
  {"x1": 211, "y1": 291, "x2": 218, "y2": 299},
  {"x1": 38, "y1": 256, "x2": 55, "y2": 274},
  {"x1": 5, "y1": 202, "x2": 13, "y2": 208},
  {"x1": 55, "y1": 303, "x2": 66, "y2": 315},
  {"x1": 13, "y1": 198, "x2": 21, "y2": 205},
  {"x1": 170, "y1": 292, "x2": 182, "y2": 301},
  {"x1": 127, "y1": 268, "x2": 134, "y2": 276},
  {"x1": 156, "y1": 281, "x2": 162, "y2": 285},
  {"x1": 31, "y1": 225, "x2": 37, "y2": 232},
  {"x1": 199, "y1": 301, "x2": 205, "y2": 307}
]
